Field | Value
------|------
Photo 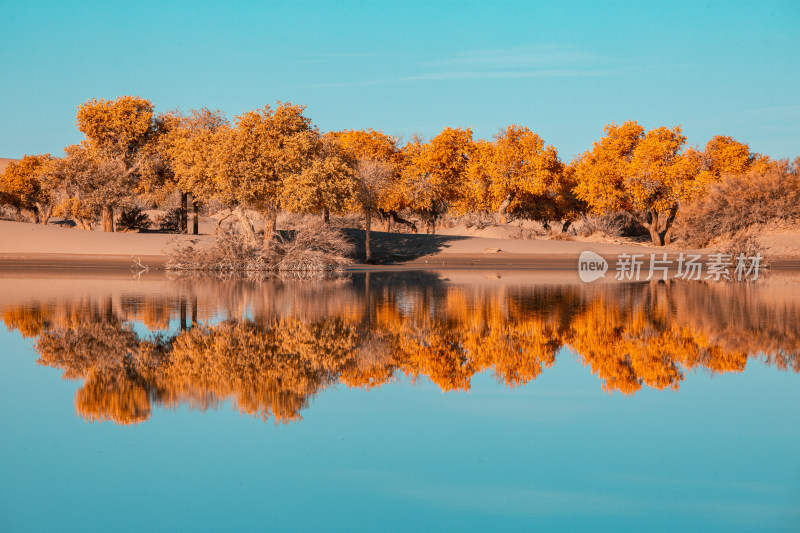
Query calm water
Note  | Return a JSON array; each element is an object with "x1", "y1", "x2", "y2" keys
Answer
[{"x1": 1, "y1": 270, "x2": 798, "y2": 532}]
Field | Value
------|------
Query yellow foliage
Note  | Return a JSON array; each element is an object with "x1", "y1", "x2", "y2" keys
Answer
[
  {"x1": 489, "y1": 125, "x2": 563, "y2": 218},
  {"x1": 76, "y1": 95, "x2": 155, "y2": 166},
  {"x1": 399, "y1": 128, "x2": 473, "y2": 232}
]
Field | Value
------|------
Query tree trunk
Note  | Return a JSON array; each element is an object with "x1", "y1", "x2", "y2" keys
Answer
[
  {"x1": 365, "y1": 208, "x2": 372, "y2": 263},
  {"x1": 36, "y1": 203, "x2": 52, "y2": 225},
  {"x1": 262, "y1": 205, "x2": 279, "y2": 250},
  {"x1": 179, "y1": 296, "x2": 187, "y2": 332},
  {"x1": 426, "y1": 214, "x2": 436, "y2": 235},
  {"x1": 180, "y1": 192, "x2": 188, "y2": 234},
  {"x1": 647, "y1": 223, "x2": 664, "y2": 246},
  {"x1": 102, "y1": 206, "x2": 115, "y2": 232},
  {"x1": 323, "y1": 207, "x2": 330, "y2": 225},
  {"x1": 633, "y1": 205, "x2": 679, "y2": 246},
  {"x1": 496, "y1": 193, "x2": 514, "y2": 224},
  {"x1": 660, "y1": 204, "x2": 679, "y2": 245},
  {"x1": 639, "y1": 211, "x2": 662, "y2": 246},
  {"x1": 192, "y1": 198, "x2": 199, "y2": 235},
  {"x1": 191, "y1": 295, "x2": 198, "y2": 327},
  {"x1": 233, "y1": 206, "x2": 256, "y2": 245},
  {"x1": 390, "y1": 211, "x2": 417, "y2": 233}
]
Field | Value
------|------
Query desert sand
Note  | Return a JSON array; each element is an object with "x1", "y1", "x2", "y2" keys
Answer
[
  {"x1": 0, "y1": 218, "x2": 797, "y2": 270},
  {"x1": 0, "y1": 158, "x2": 18, "y2": 174}
]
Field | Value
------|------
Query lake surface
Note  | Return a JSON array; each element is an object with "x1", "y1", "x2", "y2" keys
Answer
[{"x1": 1, "y1": 269, "x2": 798, "y2": 532}]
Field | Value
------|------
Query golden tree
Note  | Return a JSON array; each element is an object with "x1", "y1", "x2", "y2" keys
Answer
[
  {"x1": 573, "y1": 121, "x2": 698, "y2": 245},
  {"x1": 140, "y1": 108, "x2": 228, "y2": 233},
  {"x1": 453, "y1": 138, "x2": 494, "y2": 214},
  {"x1": 400, "y1": 127, "x2": 473, "y2": 234},
  {"x1": 328, "y1": 129, "x2": 417, "y2": 233},
  {"x1": 47, "y1": 144, "x2": 132, "y2": 230},
  {"x1": 75, "y1": 96, "x2": 156, "y2": 231},
  {"x1": 280, "y1": 134, "x2": 358, "y2": 223},
  {"x1": 0, "y1": 154, "x2": 54, "y2": 223},
  {"x1": 489, "y1": 125, "x2": 563, "y2": 223},
  {"x1": 210, "y1": 102, "x2": 318, "y2": 246},
  {"x1": 682, "y1": 135, "x2": 766, "y2": 201}
]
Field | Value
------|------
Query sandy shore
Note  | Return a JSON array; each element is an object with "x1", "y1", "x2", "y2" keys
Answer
[{"x1": 0, "y1": 219, "x2": 798, "y2": 270}]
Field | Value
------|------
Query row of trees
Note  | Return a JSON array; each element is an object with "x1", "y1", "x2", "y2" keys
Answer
[{"x1": 0, "y1": 95, "x2": 778, "y2": 254}]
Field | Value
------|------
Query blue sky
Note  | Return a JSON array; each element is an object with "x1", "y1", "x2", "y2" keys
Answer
[{"x1": 1, "y1": 0, "x2": 798, "y2": 160}]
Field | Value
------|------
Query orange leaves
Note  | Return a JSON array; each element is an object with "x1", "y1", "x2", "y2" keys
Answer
[
  {"x1": 329, "y1": 129, "x2": 400, "y2": 166},
  {"x1": 573, "y1": 121, "x2": 697, "y2": 245},
  {"x1": 0, "y1": 154, "x2": 52, "y2": 217},
  {"x1": 399, "y1": 127, "x2": 473, "y2": 232},
  {"x1": 626, "y1": 125, "x2": 689, "y2": 213},
  {"x1": 489, "y1": 125, "x2": 564, "y2": 219},
  {"x1": 213, "y1": 103, "x2": 318, "y2": 212},
  {"x1": 281, "y1": 151, "x2": 357, "y2": 215},
  {"x1": 76, "y1": 96, "x2": 155, "y2": 165},
  {"x1": 573, "y1": 120, "x2": 646, "y2": 214},
  {"x1": 704, "y1": 135, "x2": 754, "y2": 177},
  {"x1": 492, "y1": 125, "x2": 559, "y2": 197}
]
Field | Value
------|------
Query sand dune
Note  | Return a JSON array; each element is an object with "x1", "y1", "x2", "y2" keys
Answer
[
  {"x1": 0, "y1": 158, "x2": 19, "y2": 174},
  {"x1": 0, "y1": 220, "x2": 213, "y2": 266}
]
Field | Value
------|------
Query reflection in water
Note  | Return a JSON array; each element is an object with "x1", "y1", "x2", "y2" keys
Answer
[{"x1": 2, "y1": 272, "x2": 798, "y2": 425}]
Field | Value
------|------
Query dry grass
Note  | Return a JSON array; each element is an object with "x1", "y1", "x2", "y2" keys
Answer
[
  {"x1": 509, "y1": 221, "x2": 547, "y2": 240},
  {"x1": 679, "y1": 162, "x2": 800, "y2": 247},
  {"x1": 167, "y1": 218, "x2": 354, "y2": 274},
  {"x1": 270, "y1": 219, "x2": 354, "y2": 271},
  {"x1": 117, "y1": 207, "x2": 152, "y2": 232},
  {"x1": 574, "y1": 213, "x2": 623, "y2": 238},
  {"x1": 548, "y1": 228, "x2": 574, "y2": 240},
  {"x1": 716, "y1": 230, "x2": 772, "y2": 273},
  {"x1": 444, "y1": 211, "x2": 496, "y2": 230}
]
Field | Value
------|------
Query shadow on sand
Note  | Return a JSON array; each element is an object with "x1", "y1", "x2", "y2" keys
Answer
[{"x1": 342, "y1": 229, "x2": 469, "y2": 264}]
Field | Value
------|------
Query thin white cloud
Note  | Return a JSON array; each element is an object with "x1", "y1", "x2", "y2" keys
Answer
[
  {"x1": 306, "y1": 68, "x2": 608, "y2": 88},
  {"x1": 426, "y1": 43, "x2": 605, "y2": 69},
  {"x1": 303, "y1": 43, "x2": 610, "y2": 88}
]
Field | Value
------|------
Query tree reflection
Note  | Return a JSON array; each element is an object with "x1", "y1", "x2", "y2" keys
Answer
[{"x1": 2, "y1": 274, "x2": 798, "y2": 425}]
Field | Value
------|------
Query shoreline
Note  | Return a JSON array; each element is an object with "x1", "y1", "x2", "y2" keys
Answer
[
  {"x1": 1, "y1": 252, "x2": 799, "y2": 272},
  {"x1": 1, "y1": 219, "x2": 798, "y2": 272}
]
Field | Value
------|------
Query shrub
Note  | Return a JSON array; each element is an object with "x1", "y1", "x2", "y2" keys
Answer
[
  {"x1": 157, "y1": 208, "x2": 182, "y2": 233},
  {"x1": 116, "y1": 207, "x2": 151, "y2": 232},
  {"x1": 510, "y1": 221, "x2": 547, "y2": 240},
  {"x1": 575, "y1": 212, "x2": 626, "y2": 238},
  {"x1": 679, "y1": 161, "x2": 800, "y2": 246},
  {"x1": 548, "y1": 227, "x2": 574, "y2": 240},
  {"x1": 460, "y1": 211, "x2": 496, "y2": 230},
  {"x1": 167, "y1": 218, "x2": 354, "y2": 273}
]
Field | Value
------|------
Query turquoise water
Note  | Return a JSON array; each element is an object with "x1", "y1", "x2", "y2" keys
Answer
[{"x1": 1, "y1": 271, "x2": 798, "y2": 532}]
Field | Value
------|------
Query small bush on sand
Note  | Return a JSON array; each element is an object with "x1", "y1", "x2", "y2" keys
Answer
[
  {"x1": 548, "y1": 227, "x2": 574, "y2": 240},
  {"x1": 459, "y1": 211, "x2": 496, "y2": 230},
  {"x1": 116, "y1": 207, "x2": 151, "y2": 232},
  {"x1": 510, "y1": 221, "x2": 547, "y2": 240},
  {"x1": 573, "y1": 211, "x2": 647, "y2": 238},
  {"x1": 167, "y1": 218, "x2": 353, "y2": 273},
  {"x1": 157, "y1": 208, "x2": 182, "y2": 233},
  {"x1": 271, "y1": 219, "x2": 354, "y2": 271},
  {"x1": 721, "y1": 230, "x2": 771, "y2": 269},
  {"x1": 679, "y1": 161, "x2": 800, "y2": 247}
]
